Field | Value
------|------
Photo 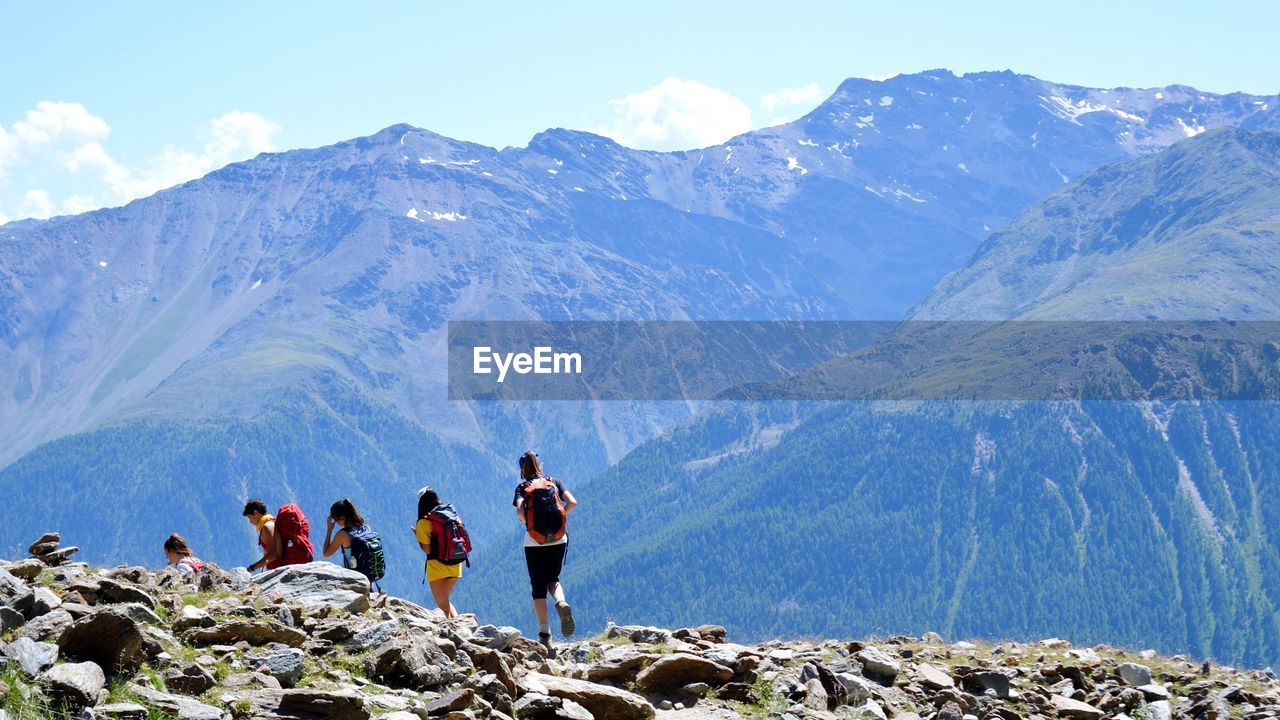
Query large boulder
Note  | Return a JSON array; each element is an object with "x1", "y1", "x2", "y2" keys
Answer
[
  {"x1": 96, "y1": 578, "x2": 159, "y2": 609},
  {"x1": 18, "y1": 608, "x2": 72, "y2": 640},
  {"x1": 1117, "y1": 662, "x2": 1153, "y2": 686},
  {"x1": 633, "y1": 652, "x2": 733, "y2": 691},
  {"x1": 857, "y1": 647, "x2": 902, "y2": 680},
  {"x1": 584, "y1": 645, "x2": 658, "y2": 682},
  {"x1": 4, "y1": 559, "x2": 45, "y2": 582},
  {"x1": 2, "y1": 637, "x2": 59, "y2": 675},
  {"x1": 253, "y1": 563, "x2": 370, "y2": 612},
  {"x1": 41, "y1": 661, "x2": 106, "y2": 707},
  {"x1": 521, "y1": 672, "x2": 654, "y2": 720},
  {"x1": 367, "y1": 634, "x2": 457, "y2": 690},
  {"x1": 58, "y1": 606, "x2": 153, "y2": 674},
  {"x1": 182, "y1": 619, "x2": 306, "y2": 647}
]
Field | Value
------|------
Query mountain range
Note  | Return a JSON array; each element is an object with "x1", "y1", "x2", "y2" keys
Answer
[{"x1": 2, "y1": 70, "x2": 1279, "y2": 665}]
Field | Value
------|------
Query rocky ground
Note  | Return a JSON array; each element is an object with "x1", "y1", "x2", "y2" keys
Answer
[{"x1": 1, "y1": 534, "x2": 1278, "y2": 720}]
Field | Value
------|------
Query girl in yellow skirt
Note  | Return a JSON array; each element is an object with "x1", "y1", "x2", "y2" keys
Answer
[{"x1": 414, "y1": 486, "x2": 469, "y2": 618}]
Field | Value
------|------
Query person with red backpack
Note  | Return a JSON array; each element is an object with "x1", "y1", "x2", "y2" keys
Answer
[
  {"x1": 514, "y1": 450, "x2": 577, "y2": 652},
  {"x1": 243, "y1": 498, "x2": 315, "y2": 572},
  {"x1": 414, "y1": 486, "x2": 471, "y2": 618}
]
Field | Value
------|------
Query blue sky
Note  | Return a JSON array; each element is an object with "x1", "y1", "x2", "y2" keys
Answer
[{"x1": 2, "y1": 0, "x2": 1277, "y2": 222}]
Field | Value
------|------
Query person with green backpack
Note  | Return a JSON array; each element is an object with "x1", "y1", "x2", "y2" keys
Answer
[
  {"x1": 323, "y1": 498, "x2": 386, "y2": 593},
  {"x1": 415, "y1": 486, "x2": 471, "y2": 619}
]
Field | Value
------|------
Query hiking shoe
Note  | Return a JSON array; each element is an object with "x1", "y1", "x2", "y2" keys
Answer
[
  {"x1": 538, "y1": 631, "x2": 555, "y2": 657},
  {"x1": 556, "y1": 601, "x2": 576, "y2": 637}
]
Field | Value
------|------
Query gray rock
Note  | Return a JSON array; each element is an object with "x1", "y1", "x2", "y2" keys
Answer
[
  {"x1": 163, "y1": 663, "x2": 217, "y2": 695},
  {"x1": 58, "y1": 606, "x2": 152, "y2": 674},
  {"x1": 182, "y1": 619, "x2": 307, "y2": 647},
  {"x1": 174, "y1": 605, "x2": 214, "y2": 630},
  {"x1": 5, "y1": 560, "x2": 45, "y2": 582},
  {"x1": 96, "y1": 579, "x2": 157, "y2": 609},
  {"x1": 967, "y1": 670, "x2": 1011, "y2": 698},
  {"x1": 28, "y1": 533, "x2": 60, "y2": 554},
  {"x1": 0, "y1": 606, "x2": 25, "y2": 632},
  {"x1": 2, "y1": 637, "x2": 59, "y2": 675},
  {"x1": 516, "y1": 692, "x2": 561, "y2": 718},
  {"x1": 1148, "y1": 700, "x2": 1172, "y2": 720},
  {"x1": 633, "y1": 652, "x2": 733, "y2": 691},
  {"x1": 1050, "y1": 695, "x2": 1104, "y2": 719},
  {"x1": 253, "y1": 562, "x2": 370, "y2": 612},
  {"x1": 850, "y1": 700, "x2": 887, "y2": 720},
  {"x1": 367, "y1": 634, "x2": 457, "y2": 690},
  {"x1": 1117, "y1": 662, "x2": 1153, "y2": 686},
  {"x1": 31, "y1": 587, "x2": 61, "y2": 616},
  {"x1": 1138, "y1": 683, "x2": 1170, "y2": 700},
  {"x1": 915, "y1": 663, "x2": 954, "y2": 689},
  {"x1": 95, "y1": 703, "x2": 148, "y2": 720},
  {"x1": 605, "y1": 623, "x2": 673, "y2": 645},
  {"x1": 856, "y1": 647, "x2": 901, "y2": 679},
  {"x1": 521, "y1": 672, "x2": 654, "y2": 720},
  {"x1": 42, "y1": 661, "x2": 106, "y2": 707},
  {"x1": 837, "y1": 673, "x2": 874, "y2": 703},
  {"x1": 803, "y1": 678, "x2": 829, "y2": 711},
  {"x1": 251, "y1": 647, "x2": 306, "y2": 688},
  {"x1": 39, "y1": 546, "x2": 80, "y2": 565},
  {"x1": 473, "y1": 625, "x2": 522, "y2": 651},
  {"x1": 128, "y1": 684, "x2": 225, "y2": 720},
  {"x1": 345, "y1": 618, "x2": 400, "y2": 651},
  {"x1": 19, "y1": 608, "x2": 72, "y2": 640}
]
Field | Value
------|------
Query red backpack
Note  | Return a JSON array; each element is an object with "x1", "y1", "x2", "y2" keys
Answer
[
  {"x1": 520, "y1": 477, "x2": 567, "y2": 544},
  {"x1": 426, "y1": 503, "x2": 472, "y2": 566},
  {"x1": 275, "y1": 503, "x2": 315, "y2": 566}
]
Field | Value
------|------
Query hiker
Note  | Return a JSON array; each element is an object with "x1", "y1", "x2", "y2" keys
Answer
[
  {"x1": 513, "y1": 450, "x2": 577, "y2": 651},
  {"x1": 415, "y1": 486, "x2": 472, "y2": 619},
  {"x1": 163, "y1": 533, "x2": 205, "y2": 574},
  {"x1": 323, "y1": 498, "x2": 386, "y2": 592},
  {"x1": 243, "y1": 498, "x2": 314, "y2": 572}
]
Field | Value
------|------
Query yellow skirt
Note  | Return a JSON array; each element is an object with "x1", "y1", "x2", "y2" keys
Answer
[{"x1": 426, "y1": 559, "x2": 463, "y2": 582}]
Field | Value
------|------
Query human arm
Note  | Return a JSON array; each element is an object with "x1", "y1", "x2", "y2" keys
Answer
[
  {"x1": 561, "y1": 489, "x2": 578, "y2": 513},
  {"x1": 322, "y1": 526, "x2": 349, "y2": 558},
  {"x1": 248, "y1": 521, "x2": 280, "y2": 571}
]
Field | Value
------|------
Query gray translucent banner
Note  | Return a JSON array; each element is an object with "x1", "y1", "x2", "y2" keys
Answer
[{"x1": 447, "y1": 321, "x2": 1280, "y2": 401}]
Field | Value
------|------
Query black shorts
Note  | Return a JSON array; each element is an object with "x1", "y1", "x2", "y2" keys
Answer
[{"x1": 524, "y1": 542, "x2": 568, "y2": 599}]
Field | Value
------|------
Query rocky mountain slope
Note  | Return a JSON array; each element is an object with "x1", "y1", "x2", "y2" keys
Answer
[
  {"x1": 3, "y1": 533, "x2": 1278, "y2": 720},
  {"x1": 461, "y1": 129, "x2": 1280, "y2": 666},
  {"x1": 913, "y1": 128, "x2": 1280, "y2": 320}
]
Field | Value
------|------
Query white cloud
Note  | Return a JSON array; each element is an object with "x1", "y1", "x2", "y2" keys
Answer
[
  {"x1": 0, "y1": 102, "x2": 280, "y2": 223},
  {"x1": 594, "y1": 77, "x2": 753, "y2": 151},
  {"x1": 761, "y1": 83, "x2": 823, "y2": 115}
]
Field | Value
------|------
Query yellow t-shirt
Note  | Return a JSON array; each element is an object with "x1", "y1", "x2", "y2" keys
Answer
[{"x1": 415, "y1": 519, "x2": 463, "y2": 581}]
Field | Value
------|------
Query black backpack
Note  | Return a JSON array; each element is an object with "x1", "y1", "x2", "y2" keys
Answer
[{"x1": 346, "y1": 525, "x2": 386, "y2": 583}]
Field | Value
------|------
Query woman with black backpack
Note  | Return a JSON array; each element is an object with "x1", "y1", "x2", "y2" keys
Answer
[
  {"x1": 514, "y1": 450, "x2": 577, "y2": 652},
  {"x1": 323, "y1": 498, "x2": 386, "y2": 592},
  {"x1": 415, "y1": 486, "x2": 471, "y2": 619}
]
